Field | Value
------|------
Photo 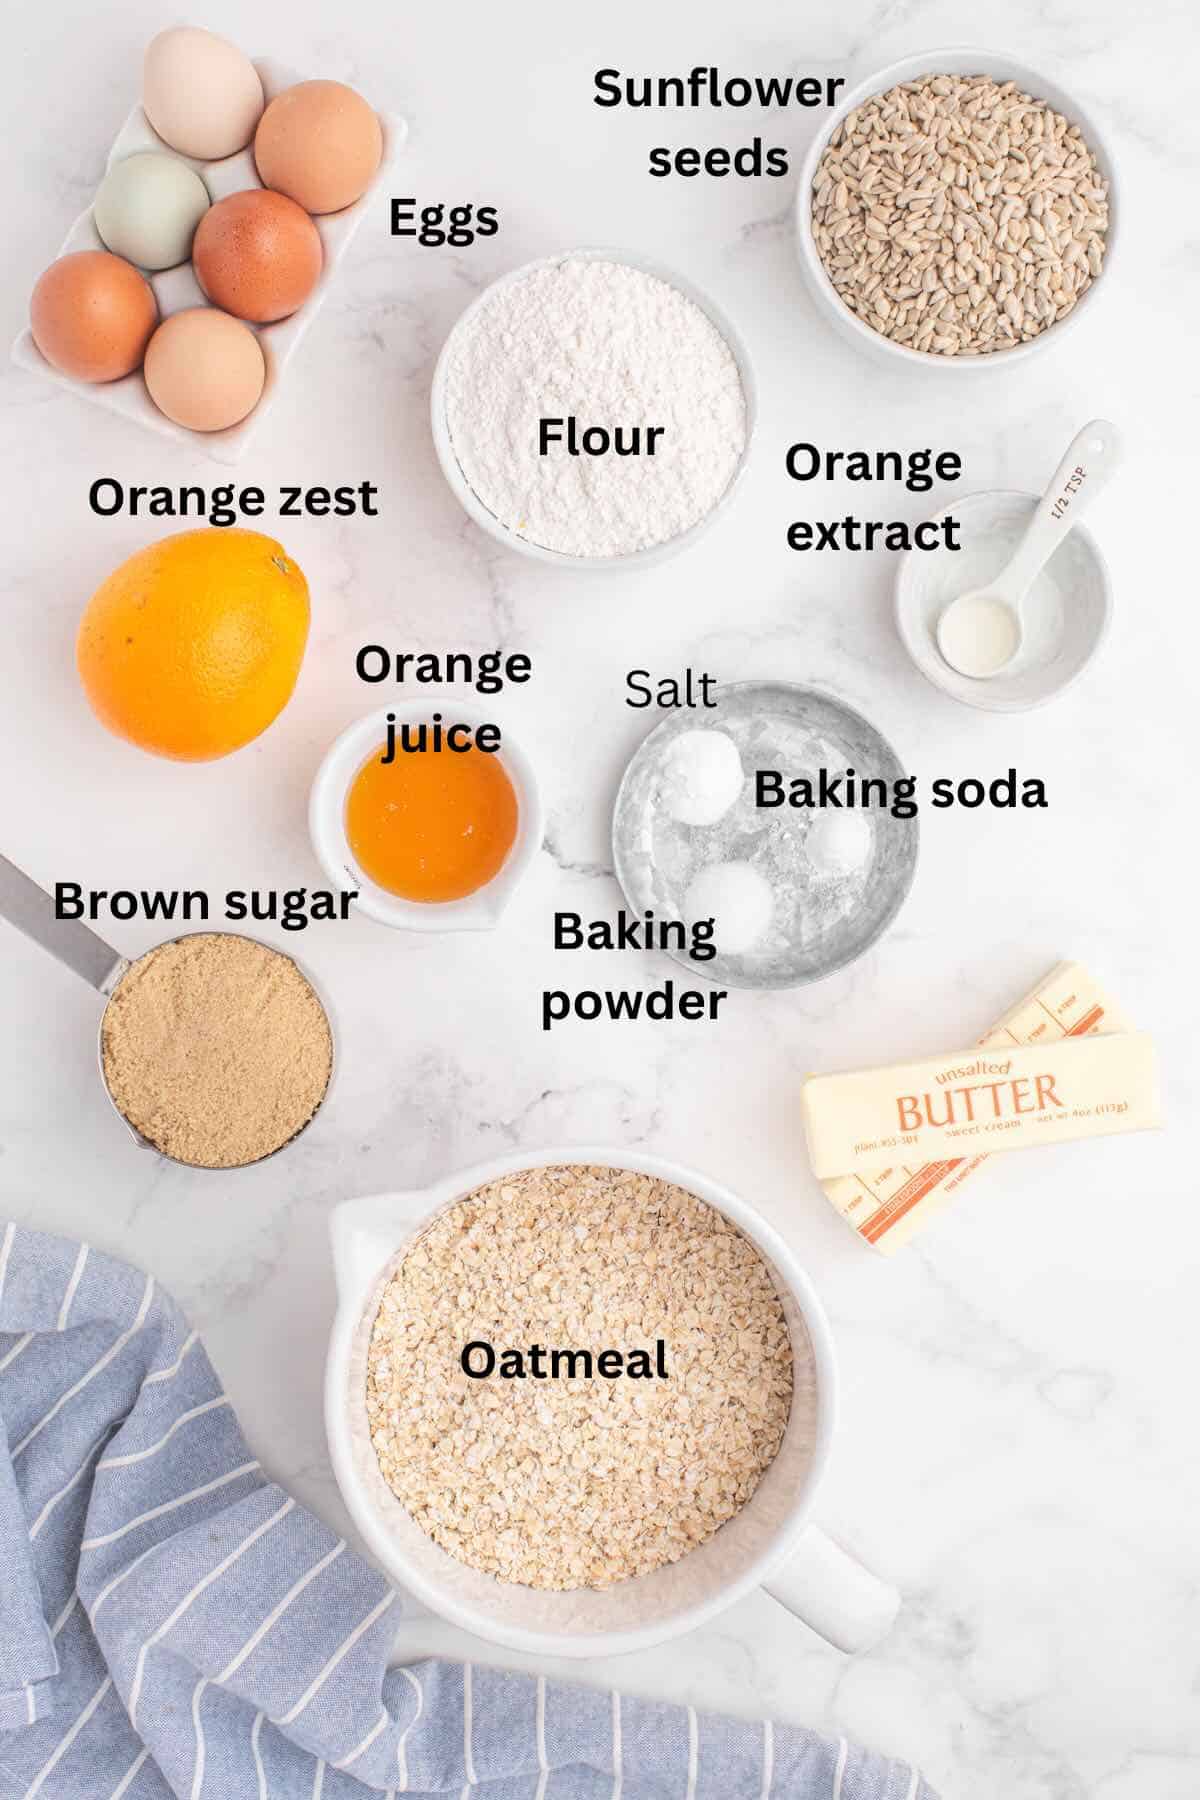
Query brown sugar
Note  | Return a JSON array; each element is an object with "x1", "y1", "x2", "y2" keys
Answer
[{"x1": 100, "y1": 932, "x2": 332, "y2": 1169}]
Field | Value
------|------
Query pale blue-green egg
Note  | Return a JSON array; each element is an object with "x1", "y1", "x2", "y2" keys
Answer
[{"x1": 93, "y1": 152, "x2": 210, "y2": 272}]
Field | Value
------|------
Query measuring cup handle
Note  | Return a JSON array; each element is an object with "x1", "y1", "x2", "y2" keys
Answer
[
  {"x1": 762, "y1": 1524, "x2": 900, "y2": 1653},
  {"x1": 0, "y1": 853, "x2": 126, "y2": 994}
]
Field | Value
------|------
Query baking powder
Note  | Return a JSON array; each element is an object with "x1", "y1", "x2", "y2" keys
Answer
[{"x1": 444, "y1": 256, "x2": 748, "y2": 558}]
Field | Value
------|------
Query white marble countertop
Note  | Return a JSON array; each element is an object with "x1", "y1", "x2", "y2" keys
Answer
[{"x1": 3, "y1": 3, "x2": 1197, "y2": 1794}]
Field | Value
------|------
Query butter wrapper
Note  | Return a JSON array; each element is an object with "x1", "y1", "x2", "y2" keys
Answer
[{"x1": 811, "y1": 963, "x2": 1151, "y2": 1253}]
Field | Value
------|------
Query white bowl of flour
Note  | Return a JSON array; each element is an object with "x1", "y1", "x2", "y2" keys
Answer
[{"x1": 431, "y1": 248, "x2": 756, "y2": 567}]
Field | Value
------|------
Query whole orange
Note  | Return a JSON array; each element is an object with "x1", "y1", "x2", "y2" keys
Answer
[{"x1": 77, "y1": 528, "x2": 310, "y2": 760}]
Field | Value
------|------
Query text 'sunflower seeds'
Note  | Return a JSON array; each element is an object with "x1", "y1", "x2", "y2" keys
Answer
[
  {"x1": 366, "y1": 1164, "x2": 794, "y2": 1591},
  {"x1": 812, "y1": 74, "x2": 1110, "y2": 356}
]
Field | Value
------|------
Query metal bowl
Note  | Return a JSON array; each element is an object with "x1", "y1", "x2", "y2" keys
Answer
[
  {"x1": 895, "y1": 490, "x2": 1112, "y2": 712},
  {"x1": 612, "y1": 682, "x2": 919, "y2": 989}
]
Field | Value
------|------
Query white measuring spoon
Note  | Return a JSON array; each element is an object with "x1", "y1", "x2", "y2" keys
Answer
[{"x1": 936, "y1": 419, "x2": 1122, "y2": 679}]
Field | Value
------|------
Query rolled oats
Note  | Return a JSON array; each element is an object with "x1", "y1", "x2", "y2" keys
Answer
[{"x1": 365, "y1": 1164, "x2": 793, "y2": 1591}]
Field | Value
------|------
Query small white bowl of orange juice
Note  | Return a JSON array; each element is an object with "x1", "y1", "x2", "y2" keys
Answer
[{"x1": 309, "y1": 702, "x2": 544, "y2": 930}]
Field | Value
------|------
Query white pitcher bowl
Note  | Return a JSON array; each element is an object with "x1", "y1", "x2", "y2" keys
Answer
[{"x1": 326, "y1": 1147, "x2": 899, "y2": 1658}]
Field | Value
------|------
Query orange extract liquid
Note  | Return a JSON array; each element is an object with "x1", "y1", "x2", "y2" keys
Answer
[{"x1": 345, "y1": 738, "x2": 519, "y2": 903}]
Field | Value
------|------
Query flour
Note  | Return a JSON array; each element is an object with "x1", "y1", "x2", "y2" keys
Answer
[{"x1": 444, "y1": 256, "x2": 748, "y2": 558}]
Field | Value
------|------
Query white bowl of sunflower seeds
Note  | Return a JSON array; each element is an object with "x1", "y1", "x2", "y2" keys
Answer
[{"x1": 795, "y1": 48, "x2": 1117, "y2": 369}]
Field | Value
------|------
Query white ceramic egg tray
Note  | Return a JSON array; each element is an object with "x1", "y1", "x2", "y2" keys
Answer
[{"x1": 11, "y1": 59, "x2": 406, "y2": 464}]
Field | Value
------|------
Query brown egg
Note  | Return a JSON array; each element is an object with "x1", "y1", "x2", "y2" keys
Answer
[
  {"x1": 254, "y1": 80, "x2": 382, "y2": 215},
  {"x1": 144, "y1": 308, "x2": 266, "y2": 432},
  {"x1": 30, "y1": 250, "x2": 157, "y2": 382},
  {"x1": 192, "y1": 190, "x2": 322, "y2": 324}
]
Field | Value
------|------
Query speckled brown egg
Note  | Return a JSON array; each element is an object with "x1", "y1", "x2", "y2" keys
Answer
[
  {"x1": 192, "y1": 190, "x2": 322, "y2": 324},
  {"x1": 254, "y1": 80, "x2": 382, "y2": 215},
  {"x1": 30, "y1": 250, "x2": 158, "y2": 382}
]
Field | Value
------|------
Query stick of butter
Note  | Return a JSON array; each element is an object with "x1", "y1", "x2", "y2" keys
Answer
[
  {"x1": 819, "y1": 961, "x2": 1135, "y2": 1252},
  {"x1": 804, "y1": 1022, "x2": 1160, "y2": 1195},
  {"x1": 804, "y1": 1032, "x2": 1160, "y2": 1182}
]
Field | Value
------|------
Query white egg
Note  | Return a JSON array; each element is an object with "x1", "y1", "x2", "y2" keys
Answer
[
  {"x1": 93, "y1": 153, "x2": 210, "y2": 271},
  {"x1": 656, "y1": 729, "x2": 743, "y2": 826},
  {"x1": 806, "y1": 811, "x2": 873, "y2": 876},
  {"x1": 143, "y1": 26, "x2": 264, "y2": 162},
  {"x1": 684, "y1": 860, "x2": 774, "y2": 956}
]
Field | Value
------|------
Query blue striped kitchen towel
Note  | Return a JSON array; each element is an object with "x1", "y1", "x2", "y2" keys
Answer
[{"x1": 0, "y1": 1222, "x2": 937, "y2": 1799}]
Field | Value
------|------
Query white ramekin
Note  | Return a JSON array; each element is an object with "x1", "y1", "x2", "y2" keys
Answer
[
  {"x1": 430, "y1": 247, "x2": 757, "y2": 570},
  {"x1": 794, "y1": 47, "x2": 1119, "y2": 372},
  {"x1": 326, "y1": 1147, "x2": 900, "y2": 1658},
  {"x1": 308, "y1": 702, "x2": 543, "y2": 931},
  {"x1": 895, "y1": 489, "x2": 1112, "y2": 711}
]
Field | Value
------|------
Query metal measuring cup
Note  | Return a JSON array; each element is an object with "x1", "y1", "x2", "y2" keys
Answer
[{"x1": 0, "y1": 853, "x2": 335, "y2": 1170}]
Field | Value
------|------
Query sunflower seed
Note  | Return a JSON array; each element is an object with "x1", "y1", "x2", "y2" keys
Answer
[{"x1": 811, "y1": 71, "x2": 1109, "y2": 355}]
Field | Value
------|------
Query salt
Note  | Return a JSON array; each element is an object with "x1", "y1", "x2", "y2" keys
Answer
[{"x1": 657, "y1": 728, "x2": 743, "y2": 826}]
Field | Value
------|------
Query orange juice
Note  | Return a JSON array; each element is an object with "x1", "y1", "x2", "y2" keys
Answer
[{"x1": 345, "y1": 738, "x2": 519, "y2": 903}]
